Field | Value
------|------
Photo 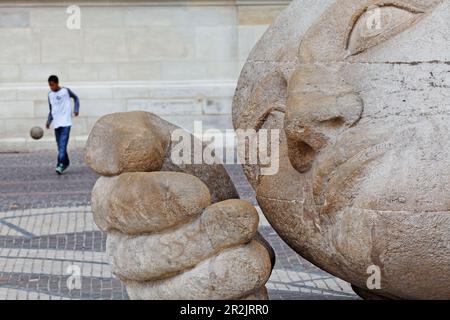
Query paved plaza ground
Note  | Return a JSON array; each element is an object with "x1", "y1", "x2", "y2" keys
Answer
[{"x1": 0, "y1": 150, "x2": 358, "y2": 300}]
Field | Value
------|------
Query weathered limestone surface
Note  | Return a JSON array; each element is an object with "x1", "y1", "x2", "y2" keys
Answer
[
  {"x1": 91, "y1": 172, "x2": 212, "y2": 234},
  {"x1": 124, "y1": 241, "x2": 272, "y2": 300},
  {"x1": 85, "y1": 112, "x2": 170, "y2": 176},
  {"x1": 86, "y1": 111, "x2": 274, "y2": 300},
  {"x1": 106, "y1": 199, "x2": 259, "y2": 281},
  {"x1": 233, "y1": 0, "x2": 450, "y2": 299},
  {"x1": 86, "y1": 111, "x2": 238, "y2": 203}
]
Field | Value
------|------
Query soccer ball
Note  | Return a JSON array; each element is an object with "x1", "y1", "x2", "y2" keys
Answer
[{"x1": 30, "y1": 126, "x2": 44, "y2": 140}]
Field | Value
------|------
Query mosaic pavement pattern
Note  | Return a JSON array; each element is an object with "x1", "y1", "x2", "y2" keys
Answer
[{"x1": 0, "y1": 150, "x2": 358, "y2": 300}]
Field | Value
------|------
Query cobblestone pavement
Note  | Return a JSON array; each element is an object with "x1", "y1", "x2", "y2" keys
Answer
[{"x1": 0, "y1": 150, "x2": 358, "y2": 300}]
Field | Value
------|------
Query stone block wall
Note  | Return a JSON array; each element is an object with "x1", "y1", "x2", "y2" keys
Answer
[{"x1": 0, "y1": 0, "x2": 290, "y2": 151}]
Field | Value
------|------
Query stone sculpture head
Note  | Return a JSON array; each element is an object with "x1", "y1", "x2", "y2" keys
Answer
[{"x1": 233, "y1": 0, "x2": 450, "y2": 299}]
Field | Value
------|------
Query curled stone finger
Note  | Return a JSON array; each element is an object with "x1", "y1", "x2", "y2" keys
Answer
[
  {"x1": 107, "y1": 199, "x2": 259, "y2": 281},
  {"x1": 123, "y1": 240, "x2": 272, "y2": 300},
  {"x1": 85, "y1": 111, "x2": 238, "y2": 203},
  {"x1": 85, "y1": 111, "x2": 170, "y2": 176},
  {"x1": 91, "y1": 172, "x2": 211, "y2": 234}
]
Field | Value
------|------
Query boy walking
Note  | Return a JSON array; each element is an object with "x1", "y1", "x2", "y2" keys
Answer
[{"x1": 45, "y1": 75, "x2": 80, "y2": 175}]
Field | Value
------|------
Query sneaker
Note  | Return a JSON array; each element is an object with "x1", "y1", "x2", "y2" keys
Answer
[
  {"x1": 61, "y1": 164, "x2": 69, "y2": 173},
  {"x1": 56, "y1": 164, "x2": 64, "y2": 175}
]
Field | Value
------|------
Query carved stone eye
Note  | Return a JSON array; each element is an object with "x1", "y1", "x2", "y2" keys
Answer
[{"x1": 346, "y1": 5, "x2": 424, "y2": 56}]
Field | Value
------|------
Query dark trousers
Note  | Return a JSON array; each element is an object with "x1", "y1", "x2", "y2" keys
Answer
[{"x1": 55, "y1": 126, "x2": 71, "y2": 167}]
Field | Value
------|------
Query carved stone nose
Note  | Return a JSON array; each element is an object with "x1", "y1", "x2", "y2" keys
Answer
[{"x1": 284, "y1": 67, "x2": 364, "y2": 173}]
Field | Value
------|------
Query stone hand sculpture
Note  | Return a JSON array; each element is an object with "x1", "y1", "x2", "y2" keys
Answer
[
  {"x1": 233, "y1": 0, "x2": 450, "y2": 299},
  {"x1": 85, "y1": 111, "x2": 274, "y2": 300}
]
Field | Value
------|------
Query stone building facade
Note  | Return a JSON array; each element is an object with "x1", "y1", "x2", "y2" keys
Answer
[{"x1": 0, "y1": 0, "x2": 289, "y2": 151}]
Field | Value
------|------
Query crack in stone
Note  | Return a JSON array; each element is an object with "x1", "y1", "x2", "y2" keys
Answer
[
  {"x1": 257, "y1": 195, "x2": 304, "y2": 204},
  {"x1": 356, "y1": 60, "x2": 450, "y2": 65}
]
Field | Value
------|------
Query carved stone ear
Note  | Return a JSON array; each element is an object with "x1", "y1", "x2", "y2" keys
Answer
[
  {"x1": 284, "y1": 66, "x2": 363, "y2": 173},
  {"x1": 236, "y1": 72, "x2": 287, "y2": 132},
  {"x1": 233, "y1": 71, "x2": 288, "y2": 185}
]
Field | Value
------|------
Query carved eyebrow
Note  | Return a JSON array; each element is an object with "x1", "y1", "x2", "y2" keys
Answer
[{"x1": 344, "y1": 3, "x2": 425, "y2": 50}]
